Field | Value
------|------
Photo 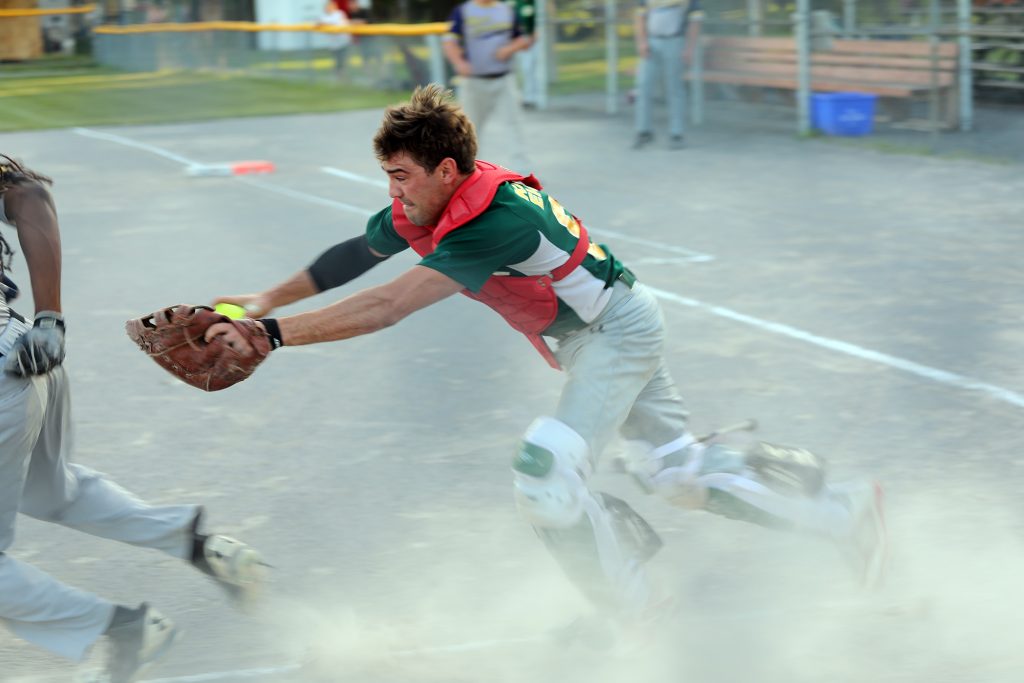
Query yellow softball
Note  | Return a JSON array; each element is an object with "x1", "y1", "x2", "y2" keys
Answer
[{"x1": 214, "y1": 303, "x2": 246, "y2": 320}]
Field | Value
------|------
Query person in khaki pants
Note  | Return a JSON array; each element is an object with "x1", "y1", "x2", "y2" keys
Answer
[
  {"x1": 0, "y1": 155, "x2": 264, "y2": 683},
  {"x1": 442, "y1": 0, "x2": 534, "y2": 174}
]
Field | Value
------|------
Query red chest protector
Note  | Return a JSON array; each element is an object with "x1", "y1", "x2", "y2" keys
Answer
[{"x1": 391, "y1": 161, "x2": 590, "y2": 370}]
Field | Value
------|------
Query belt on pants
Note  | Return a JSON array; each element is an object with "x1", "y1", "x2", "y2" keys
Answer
[
  {"x1": 544, "y1": 269, "x2": 638, "y2": 341},
  {"x1": 617, "y1": 268, "x2": 637, "y2": 289}
]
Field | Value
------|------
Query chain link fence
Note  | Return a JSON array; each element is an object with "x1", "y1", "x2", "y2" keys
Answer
[
  {"x1": 91, "y1": 22, "x2": 446, "y2": 90},
  {"x1": 0, "y1": 2, "x2": 1020, "y2": 133}
]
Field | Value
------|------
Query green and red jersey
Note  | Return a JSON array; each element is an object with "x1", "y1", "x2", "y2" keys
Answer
[{"x1": 365, "y1": 171, "x2": 630, "y2": 338}]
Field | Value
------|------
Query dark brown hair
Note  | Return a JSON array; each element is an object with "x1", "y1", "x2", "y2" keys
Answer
[
  {"x1": 372, "y1": 85, "x2": 477, "y2": 175},
  {"x1": 0, "y1": 154, "x2": 52, "y2": 191}
]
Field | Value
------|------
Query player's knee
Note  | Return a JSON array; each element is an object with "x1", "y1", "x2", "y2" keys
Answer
[{"x1": 511, "y1": 417, "x2": 592, "y2": 529}]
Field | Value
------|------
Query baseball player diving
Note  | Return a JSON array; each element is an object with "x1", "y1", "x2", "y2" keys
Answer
[{"x1": 172, "y1": 85, "x2": 887, "y2": 643}]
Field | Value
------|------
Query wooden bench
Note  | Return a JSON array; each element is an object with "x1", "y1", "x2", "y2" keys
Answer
[{"x1": 689, "y1": 36, "x2": 960, "y2": 128}]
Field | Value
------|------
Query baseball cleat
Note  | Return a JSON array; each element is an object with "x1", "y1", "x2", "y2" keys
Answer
[
  {"x1": 193, "y1": 534, "x2": 267, "y2": 603},
  {"x1": 189, "y1": 508, "x2": 267, "y2": 604},
  {"x1": 104, "y1": 603, "x2": 179, "y2": 683}
]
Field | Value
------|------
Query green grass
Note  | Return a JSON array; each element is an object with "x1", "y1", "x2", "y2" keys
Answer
[
  {"x1": 0, "y1": 68, "x2": 407, "y2": 132},
  {"x1": 550, "y1": 40, "x2": 640, "y2": 95},
  {"x1": 0, "y1": 38, "x2": 630, "y2": 131},
  {"x1": 0, "y1": 54, "x2": 100, "y2": 75}
]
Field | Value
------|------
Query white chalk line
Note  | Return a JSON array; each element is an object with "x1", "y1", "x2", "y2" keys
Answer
[
  {"x1": 630, "y1": 256, "x2": 710, "y2": 266},
  {"x1": 73, "y1": 128, "x2": 200, "y2": 167},
  {"x1": 321, "y1": 165, "x2": 388, "y2": 189},
  {"x1": 141, "y1": 663, "x2": 302, "y2": 683},
  {"x1": 74, "y1": 129, "x2": 1024, "y2": 410},
  {"x1": 648, "y1": 286, "x2": 1024, "y2": 409},
  {"x1": 238, "y1": 177, "x2": 375, "y2": 217}
]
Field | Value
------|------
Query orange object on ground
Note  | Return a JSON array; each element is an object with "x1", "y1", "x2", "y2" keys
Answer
[{"x1": 229, "y1": 160, "x2": 276, "y2": 175}]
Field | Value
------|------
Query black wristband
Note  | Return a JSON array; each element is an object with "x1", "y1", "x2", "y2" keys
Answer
[{"x1": 259, "y1": 318, "x2": 284, "y2": 350}]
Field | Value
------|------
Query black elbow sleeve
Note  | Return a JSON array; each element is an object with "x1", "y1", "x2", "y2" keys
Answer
[{"x1": 307, "y1": 234, "x2": 390, "y2": 292}]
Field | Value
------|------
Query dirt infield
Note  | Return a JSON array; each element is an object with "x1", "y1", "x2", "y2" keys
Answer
[{"x1": 1, "y1": 104, "x2": 1022, "y2": 682}]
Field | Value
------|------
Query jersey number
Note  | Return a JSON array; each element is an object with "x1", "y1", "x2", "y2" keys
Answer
[{"x1": 511, "y1": 184, "x2": 607, "y2": 260}]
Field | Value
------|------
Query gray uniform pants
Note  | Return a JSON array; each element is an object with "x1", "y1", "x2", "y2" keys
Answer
[
  {"x1": 635, "y1": 35, "x2": 688, "y2": 138},
  {"x1": 541, "y1": 282, "x2": 856, "y2": 614},
  {"x1": 516, "y1": 43, "x2": 540, "y2": 106},
  {"x1": 0, "y1": 362, "x2": 197, "y2": 661},
  {"x1": 554, "y1": 281, "x2": 688, "y2": 465}
]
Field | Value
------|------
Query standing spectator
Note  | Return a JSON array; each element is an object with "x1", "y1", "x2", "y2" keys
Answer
[
  {"x1": 442, "y1": 0, "x2": 534, "y2": 173},
  {"x1": 633, "y1": 0, "x2": 703, "y2": 150},
  {"x1": 143, "y1": 1, "x2": 169, "y2": 24},
  {"x1": 514, "y1": 0, "x2": 541, "y2": 109},
  {"x1": 317, "y1": 0, "x2": 353, "y2": 80},
  {"x1": 348, "y1": 0, "x2": 385, "y2": 86}
]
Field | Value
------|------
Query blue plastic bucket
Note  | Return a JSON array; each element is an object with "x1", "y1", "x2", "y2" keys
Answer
[{"x1": 811, "y1": 92, "x2": 878, "y2": 136}]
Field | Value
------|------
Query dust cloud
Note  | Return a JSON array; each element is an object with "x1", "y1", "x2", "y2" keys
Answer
[{"x1": 258, "y1": 484, "x2": 1024, "y2": 683}]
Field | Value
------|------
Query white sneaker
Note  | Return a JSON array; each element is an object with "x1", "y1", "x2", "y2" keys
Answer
[
  {"x1": 104, "y1": 604, "x2": 179, "y2": 683},
  {"x1": 194, "y1": 534, "x2": 266, "y2": 603},
  {"x1": 834, "y1": 481, "x2": 889, "y2": 589}
]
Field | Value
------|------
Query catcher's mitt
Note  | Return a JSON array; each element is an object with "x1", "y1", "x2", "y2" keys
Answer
[{"x1": 126, "y1": 305, "x2": 271, "y2": 391}]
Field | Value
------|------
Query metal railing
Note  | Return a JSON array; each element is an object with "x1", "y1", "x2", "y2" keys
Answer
[
  {"x1": 693, "y1": 3, "x2": 1024, "y2": 135},
  {"x1": 90, "y1": 21, "x2": 449, "y2": 89},
  {"x1": 3, "y1": 3, "x2": 1019, "y2": 138}
]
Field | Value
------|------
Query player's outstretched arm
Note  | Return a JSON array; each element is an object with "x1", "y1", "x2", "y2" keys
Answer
[
  {"x1": 214, "y1": 235, "x2": 390, "y2": 319},
  {"x1": 204, "y1": 265, "x2": 462, "y2": 349},
  {"x1": 213, "y1": 271, "x2": 317, "y2": 320},
  {"x1": 273, "y1": 264, "x2": 464, "y2": 346}
]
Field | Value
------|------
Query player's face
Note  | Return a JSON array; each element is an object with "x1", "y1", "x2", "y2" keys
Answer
[{"x1": 382, "y1": 152, "x2": 453, "y2": 227}]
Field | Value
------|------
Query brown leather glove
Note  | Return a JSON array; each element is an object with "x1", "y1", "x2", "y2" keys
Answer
[{"x1": 126, "y1": 305, "x2": 271, "y2": 392}]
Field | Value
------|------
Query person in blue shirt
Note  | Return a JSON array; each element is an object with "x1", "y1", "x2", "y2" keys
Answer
[{"x1": 442, "y1": 0, "x2": 534, "y2": 173}]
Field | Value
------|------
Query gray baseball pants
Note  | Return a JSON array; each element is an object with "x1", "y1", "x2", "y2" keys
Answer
[
  {"x1": 554, "y1": 280, "x2": 690, "y2": 463},
  {"x1": 0, "y1": 364, "x2": 197, "y2": 661},
  {"x1": 635, "y1": 35, "x2": 688, "y2": 138}
]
